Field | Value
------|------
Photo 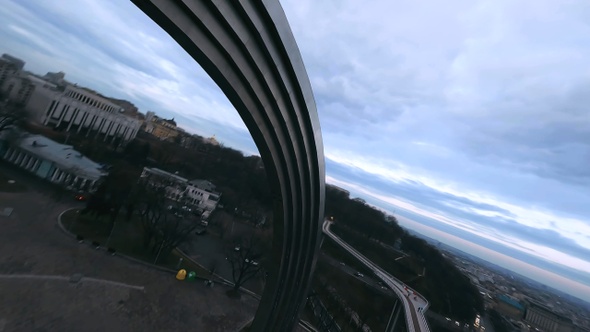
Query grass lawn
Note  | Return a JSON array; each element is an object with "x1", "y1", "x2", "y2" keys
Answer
[
  {"x1": 0, "y1": 172, "x2": 27, "y2": 193},
  {"x1": 61, "y1": 209, "x2": 210, "y2": 277}
]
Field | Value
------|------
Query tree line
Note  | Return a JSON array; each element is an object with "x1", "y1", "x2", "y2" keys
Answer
[
  {"x1": 324, "y1": 185, "x2": 484, "y2": 323},
  {"x1": 7, "y1": 106, "x2": 484, "y2": 318}
]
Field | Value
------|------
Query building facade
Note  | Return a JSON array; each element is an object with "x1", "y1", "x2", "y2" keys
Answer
[
  {"x1": 186, "y1": 179, "x2": 221, "y2": 214},
  {"x1": 140, "y1": 167, "x2": 221, "y2": 217},
  {"x1": 1, "y1": 59, "x2": 143, "y2": 143},
  {"x1": 0, "y1": 133, "x2": 107, "y2": 192},
  {"x1": 524, "y1": 301, "x2": 576, "y2": 332},
  {"x1": 0, "y1": 72, "x2": 38, "y2": 105},
  {"x1": 0, "y1": 54, "x2": 24, "y2": 89},
  {"x1": 143, "y1": 113, "x2": 180, "y2": 141},
  {"x1": 25, "y1": 83, "x2": 143, "y2": 142}
]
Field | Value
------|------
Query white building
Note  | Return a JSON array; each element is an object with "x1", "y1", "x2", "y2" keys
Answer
[
  {"x1": 140, "y1": 167, "x2": 221, "y2": 216},
  {"x1": 0, "y1": 133, "x2": 107, "y2": 192},
  {"x1": 26, "y1": 83, "x2": 142, "y2": 142},
  {"x1": 0, "y1": 56, "x2": 143, "y2": 143},
  {"x1": 186, "y1": 179, "x2": 221, "y2": 212}
]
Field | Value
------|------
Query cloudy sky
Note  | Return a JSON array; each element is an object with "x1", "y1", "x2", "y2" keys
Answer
[{"x1": 2, "y1": 0, "x2": 590, "y2": 302}]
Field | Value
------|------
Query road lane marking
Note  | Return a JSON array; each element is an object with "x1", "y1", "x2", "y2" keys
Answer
[{"x1": 0, "y1": 274, "x2": 145, "y2": 291}]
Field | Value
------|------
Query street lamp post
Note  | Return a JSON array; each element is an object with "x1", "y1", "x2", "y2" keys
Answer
[{"x1": 154, "y1": 240, "x2": 165, "y2": 264}]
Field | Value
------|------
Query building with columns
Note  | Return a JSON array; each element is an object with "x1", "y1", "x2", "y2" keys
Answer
[
  {"x1": 0, "y1": 133, "x2": 107, "y2": 192},
  {"x1": 0, "y1": 57, "x2": 142, "y2": 143},
  {"x1": 26, "y1": 83, "x2": 143, "y2": 142}
]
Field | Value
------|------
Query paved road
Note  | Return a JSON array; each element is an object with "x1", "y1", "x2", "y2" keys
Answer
[
  {"x1": 320, "y1": 253, "x2": 393, "y2": 296},
  {"x1": 180, "y1": 229, "x2": 265, "y2": 294},
  {"x1": 323, "y1": 220, "x2": 431, "y2": 332}
]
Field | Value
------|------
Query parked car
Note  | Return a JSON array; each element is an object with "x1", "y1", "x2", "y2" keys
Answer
[
  {"x1": 354, "y1": 272, "x2": 364, "y2": 278},
  {"x1": 245, "y1": 258, "x2": 259, "y2": 266}
]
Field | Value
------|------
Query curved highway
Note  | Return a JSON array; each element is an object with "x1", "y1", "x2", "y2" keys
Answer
[{"x1": 323, "y1": 220, "x2": 430, "y2": 332}]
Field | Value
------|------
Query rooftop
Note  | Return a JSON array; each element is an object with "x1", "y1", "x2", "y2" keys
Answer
[
  {"x1": 188, "y1": 179, "x2": 217, "y2": 192},
  {"x1": 17, "y1": 134, "x2": 106, "y2": 180},
  {"x1": 498, "y1": 294, "x2": 524, "y2": 311}
]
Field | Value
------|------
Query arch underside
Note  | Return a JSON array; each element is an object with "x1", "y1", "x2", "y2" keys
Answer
[{"x1": 131, "y1": 0, "x2": 326, "y2": 330}]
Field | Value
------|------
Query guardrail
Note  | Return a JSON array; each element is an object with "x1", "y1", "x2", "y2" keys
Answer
[
  {"x1": 322, "y1": 223, "x2": 413, "y2": 331},
  {"x1": 323, "y1": 221, "x2": 431, "y2": 332}
]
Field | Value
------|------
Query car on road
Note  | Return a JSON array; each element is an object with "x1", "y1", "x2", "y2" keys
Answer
[
  {"x1": 354, "y1": 272, "x2": 364, "y2": 278},
  {"x1": 234, "y1": 246, "x2": 241, "y2": 251}
]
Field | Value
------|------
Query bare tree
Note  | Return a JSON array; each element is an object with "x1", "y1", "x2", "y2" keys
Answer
[
  {"x1": 155, "y1": 210, "x2": 200, "y2": 258},
  {"x1": 226, "y1": 234, "x2": 264, "y2": 293},
  {"x1": 132, "y1": 180, "x2": 200, "y2": 260}
]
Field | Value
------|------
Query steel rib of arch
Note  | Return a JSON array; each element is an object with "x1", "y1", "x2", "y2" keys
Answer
[{"x1": 130, "y1": 0, "x2": 326, "y2": 330}]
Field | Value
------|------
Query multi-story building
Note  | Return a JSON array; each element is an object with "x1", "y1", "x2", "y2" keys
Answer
[
  {"x1": 0, "y1": 133, "x2": 107, "y2": 192},
  {"x1": 140, "y1": 167, "x2": 221, "y2": 217},
  {"x1": 524, "y1": 300, "x2": 576, "y2": 332},
  {"x1": 0, "y1": 54, "x2": 26, "y2": 97},
  {"x1": 43, "y1": 71, "x2": 66, "y2": 86},
  {"x1": 26, "y1": 81, "x2": 142, "y2": 142},
  {"x1": 1, "y1": 57, "x2": 142, "y2": 143},
  {"x1": 0, "y1": 72, "x2": 36, "y2": 105},
  {"x1": 0, "y1": 54, "x2": 25, "y2": 98},
  {"x1": 143, "y1": 113, "x2": 180, "y2": 141},
  {"x1": 186, "y1": 179, "x2": 221, "y2": 213}
]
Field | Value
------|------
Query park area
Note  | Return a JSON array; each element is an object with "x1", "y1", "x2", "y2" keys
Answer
[
  {"x1": 60, "y1": 208, "x2": 209, "y2": 276},
  {"x1": 0, "y1": 164, "x2": 260, "y2": 331}
]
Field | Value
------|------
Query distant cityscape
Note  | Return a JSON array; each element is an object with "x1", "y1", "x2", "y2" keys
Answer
[{"x1": 436, "y1": 240, "x2": 590, "y2": 332}]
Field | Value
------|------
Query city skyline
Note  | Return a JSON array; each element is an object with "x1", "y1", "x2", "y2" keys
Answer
[{"x1": 1, "y1": 0, "x2": 590, "y2": 302}]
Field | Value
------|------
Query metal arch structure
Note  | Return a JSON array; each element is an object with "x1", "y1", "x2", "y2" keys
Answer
[{"x1": 130, "y1": 0, "x2": 325, "y2": 330}]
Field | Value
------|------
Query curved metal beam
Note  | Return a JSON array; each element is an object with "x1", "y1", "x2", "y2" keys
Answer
[{"x1": 130, "y1": 0, "x2": 325, "y2": 330}]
